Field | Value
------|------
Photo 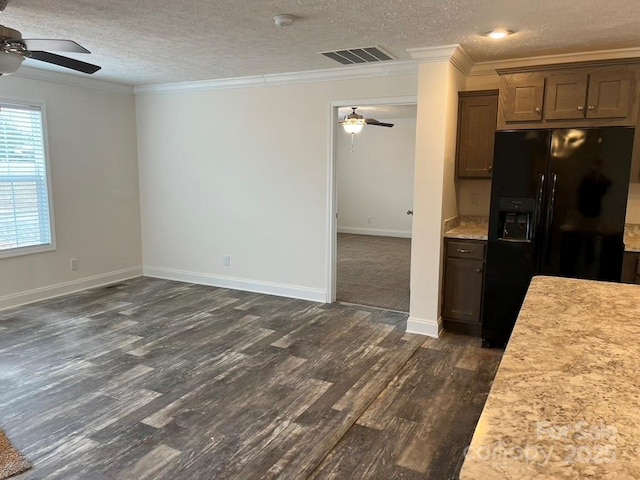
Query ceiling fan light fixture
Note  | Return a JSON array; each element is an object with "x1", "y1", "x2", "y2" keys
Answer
[
  {"x1": 483, "y1": 29, "x2": 514, "y2": 39},
  {"x1": 342, "y1": 120, "x2": 365, "y2": 134},
  {"x1": 340, "y1": 107, "x2": 366, "y2": 134},
  {"x1": 274, "y1": 14, "x2": 295, "y2": 27},
  {"x1": 0, "y1": 51, "x2": 24, "y2": 75}
]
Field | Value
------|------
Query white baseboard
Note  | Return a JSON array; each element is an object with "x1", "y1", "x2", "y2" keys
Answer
[
  {"x1": 337, "y1": 227, "x2": 412, "y2": 238},
  {"x1": 143, "y1": 266, "x2": 327, "y2": 303},
  {"x1": 406, "y1": 316, "x2": 442, "y2": 338},
  {"x1": 0, "y1": 266, "x2": 143, "y2": 311}
]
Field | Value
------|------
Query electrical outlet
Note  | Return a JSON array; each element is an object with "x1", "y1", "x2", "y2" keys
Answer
[
  {"x1": 70, "y1": 258, "x2": 79, "y2": 271},
  {"x1": 471, "y1": 193, "x2": 479, "y2": 206},
  {"x1": 223, "y1": 255, "x2": 231, "y2": 267},
  {"x1": 367, "y1": 217, "x2": 372, "y2": 224}
]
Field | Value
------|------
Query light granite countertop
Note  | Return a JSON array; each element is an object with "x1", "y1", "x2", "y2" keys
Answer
[
  {"x1": 460, "y1": 276, "x2": 640, "y2": 480},
  {"x1": 444, "y1": 216, "x2": 489, "y2": 241},
  {"x1": 444, "y1": 217, "x2": 640, "y2": 252},
  {"x1": 625, "y1": 224, "x2": 640, "y2": 252}
]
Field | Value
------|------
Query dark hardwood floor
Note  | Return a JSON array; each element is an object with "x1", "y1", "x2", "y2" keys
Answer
[{"x1": 0, "y1": 278, "x2": 501, "y2": 479}]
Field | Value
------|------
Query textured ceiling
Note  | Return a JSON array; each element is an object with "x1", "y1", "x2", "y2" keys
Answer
[{"x1": 1, "y1": 0, "x2": 640, "y2": 86}]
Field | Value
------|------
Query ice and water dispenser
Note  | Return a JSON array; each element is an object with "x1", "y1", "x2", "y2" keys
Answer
[{"x1": 497, "y1": 198, "x2": 535, "y2": 242}]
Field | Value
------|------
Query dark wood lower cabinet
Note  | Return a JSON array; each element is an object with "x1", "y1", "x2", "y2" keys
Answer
[
  {"x1": 621, "y1": 251, "x2": 640, "y2": 284},
  {"x1": 442, "y1": 238, "x2": 486, "y2": 336}
]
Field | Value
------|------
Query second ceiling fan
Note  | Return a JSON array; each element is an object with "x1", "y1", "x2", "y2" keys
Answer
[{"x1": 340, "y1": 107, "x2": 394, "y2": 134}]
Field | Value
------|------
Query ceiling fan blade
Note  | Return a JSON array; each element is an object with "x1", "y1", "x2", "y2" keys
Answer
[
  {"x1": 21, "y1": 39, "x2": 90, "y2": 54},
  {"x1": 365, "y1": 118, "x2": 394, "y2": 127},
  {"x1": 29, "y1": 51, "x2": 101, "y2": 74}
]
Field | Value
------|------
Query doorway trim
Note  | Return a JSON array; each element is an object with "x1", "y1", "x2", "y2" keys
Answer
[{"x1": 326, "y1": 95, "x2": 418, "y2": 303}]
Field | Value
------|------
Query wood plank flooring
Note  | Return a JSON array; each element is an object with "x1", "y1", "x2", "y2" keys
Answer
[{"x1": 0, "y1": 278, "x2": 501, "y2": 479}]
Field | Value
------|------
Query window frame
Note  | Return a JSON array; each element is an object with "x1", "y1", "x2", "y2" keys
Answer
[{"x1": 0, "y1": 98, "x2": 56, "y2": 259}]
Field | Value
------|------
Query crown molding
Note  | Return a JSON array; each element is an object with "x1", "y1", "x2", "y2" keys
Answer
[
  {"x1": 134, "y1": 60, "x2": 419, "y2": 95},
  {"x1": 406, "y1": 44, "x2": 473, "y2": 75},
  {"x1": 11, "y1": 65, "x2": 134, "y2": 95},
  {"x1": 12, "y1": 45, "x2": 640, "y2": 97},
  {"x1": 469, "y1": 47, "x2": 640, "y2": 77}
]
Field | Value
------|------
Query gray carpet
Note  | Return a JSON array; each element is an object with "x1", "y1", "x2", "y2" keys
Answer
[{"x1": 337, "y1": 233, "x2": 411, "y2": 312}]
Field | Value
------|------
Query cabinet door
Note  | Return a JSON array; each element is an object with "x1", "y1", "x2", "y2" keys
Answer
[
  {"x1": 586, "y1": 69, "x2": 634, "y2": 119},
  {"x1": 544, "y1": 73, "x2": 588, "y2": 120},
  {"x1": 443, "y1": 257, "x2": 484, "y2": 323},
  {"x1": 621, "y1": 252, "x2": 640, "y2": 284},
  {"x1": 456, "y1": 91, "x2": 498, "y2": 178},
  {"x1": 500, "y1": 73, "x2": 545, "y2": 122}
]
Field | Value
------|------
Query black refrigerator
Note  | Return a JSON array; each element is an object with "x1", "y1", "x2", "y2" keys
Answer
[{"x1": 481, "y1": 127, "x2": 635, "y2": 348}]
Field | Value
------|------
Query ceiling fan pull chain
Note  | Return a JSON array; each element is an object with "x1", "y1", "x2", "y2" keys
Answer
[{"x1": 351, "y1": 133, "x2": 355, "y2": 153}]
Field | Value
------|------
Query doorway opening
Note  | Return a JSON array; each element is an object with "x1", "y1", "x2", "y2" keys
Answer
[{"x1": 327, "y1": 98, "x2": 417, "y2": 312}]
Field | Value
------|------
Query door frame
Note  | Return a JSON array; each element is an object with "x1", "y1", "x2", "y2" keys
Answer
[{"x1": 325, "y1": 95, "x2": 418, "y2": 303}]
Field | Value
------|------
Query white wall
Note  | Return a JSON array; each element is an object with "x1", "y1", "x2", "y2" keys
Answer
[
  {"x1": 408, "y1": 59, "x2": 463, "y2": 337},
  {"x1": 457, "y1": 180, "x2": 492, "y2": 216},
  {"x1": 0, "y1": 76, "x2": 142, "y2": 309},
  {"x1": 135, "y1": 74, "x2": 418, "y2": 301},
  {"x1": 336, "y1": 116, "x2": 416, "y2": 238}
]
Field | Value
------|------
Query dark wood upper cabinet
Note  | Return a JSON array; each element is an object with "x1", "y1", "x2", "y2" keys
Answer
[
  {"x1": 499, "y1": 73, "x2": 545, "y2": 123},
  {"x1": 456, "y1": 90, "x2": 498, "y2": 178},
  {"x1": 545, "y1": 73, "x2": 588, "y2": 120},
  {"x1": 497, "y1": 59, "x2": 640, "y2": 130},
  {"x1": 586, "y1": 69, "x2": 634, "y2": 119}
]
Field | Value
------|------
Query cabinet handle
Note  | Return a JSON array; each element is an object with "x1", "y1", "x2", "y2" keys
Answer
[
  {"x1": 475, "y1": 268, "x2": 483, "y2": 273},
  {"x1": 488, "y1": 165, "x2": 493, "y2": 173},
  {"x1": 457, "y1": 249, "x2": 473, "y2": 253},
  {"x1": 577, "y1": 105, "x2": 584, "y2": 111},
  {"x1": 588, "y1": 105, "x2": 595, "y2": 110},
  {"x1": 535, "y1": 107, "x2": 542, "y2": 114}
]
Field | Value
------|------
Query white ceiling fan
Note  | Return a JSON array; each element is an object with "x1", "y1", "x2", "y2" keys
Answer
[{"x1": 0, "y1": 0, "x2": 101, "y2": 76}]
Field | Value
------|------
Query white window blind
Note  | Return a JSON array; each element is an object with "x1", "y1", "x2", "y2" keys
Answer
[{"x1": 0, "y1": 102, "x2": 54, "y2": 256}]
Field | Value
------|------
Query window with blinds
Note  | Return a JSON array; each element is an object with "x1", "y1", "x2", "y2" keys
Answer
[{"x1": 0, "y1": 102, "x2": 54, "y2": 257}]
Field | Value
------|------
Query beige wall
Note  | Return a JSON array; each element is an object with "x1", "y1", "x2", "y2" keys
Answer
[
  {"x1": 0, "y1": 76, "x2": 142, "y2": 309},
  {"x1": 336, "y1": 116, "x2": 416, "y2": 237},
  {"x1": 408, "y1": 59, "x2": 463, "y2": 336},
  {"x1": 627, "y1": 184, "x2": 640, "y2": 223},
  {"x1": 136, "y1": 74, "x2": 418, "y2": 301}
]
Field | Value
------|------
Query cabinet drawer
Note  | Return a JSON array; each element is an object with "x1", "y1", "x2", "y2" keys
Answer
[{"x1": 447, "y1": 240, "x2": 485, "y2": 260}]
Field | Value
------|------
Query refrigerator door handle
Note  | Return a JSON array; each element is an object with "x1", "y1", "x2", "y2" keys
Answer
[
  {"x1": 544, "y1": 173, "x2": 558, "y2": 264},
  {"x1": 534, "y1": 173, "x2": 545, "y2": 238}
]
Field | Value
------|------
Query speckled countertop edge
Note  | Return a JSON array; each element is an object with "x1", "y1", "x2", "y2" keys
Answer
[
  {"x1": 460, "y1": 276, "x2": 640, "y2": 479},
  {"x1": 444, "y1": 219, "x2": 640, "y2": 252},
  {"x1": 444, "y1": 216, "x2": 489, "y2": 241}
]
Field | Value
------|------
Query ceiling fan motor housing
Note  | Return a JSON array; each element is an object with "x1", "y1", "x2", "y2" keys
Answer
[{"x1": 0, "y1": 25, "x2": 21, "y2": 42}]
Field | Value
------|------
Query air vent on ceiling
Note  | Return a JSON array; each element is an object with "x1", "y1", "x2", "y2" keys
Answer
[{"x1": 319, "y1": 46, "x2": 395, "y2": 65}]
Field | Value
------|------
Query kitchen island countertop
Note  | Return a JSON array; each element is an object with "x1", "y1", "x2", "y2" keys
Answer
[{"x1": 460, "y1": 276, "x2": 640, "y2": 479}]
